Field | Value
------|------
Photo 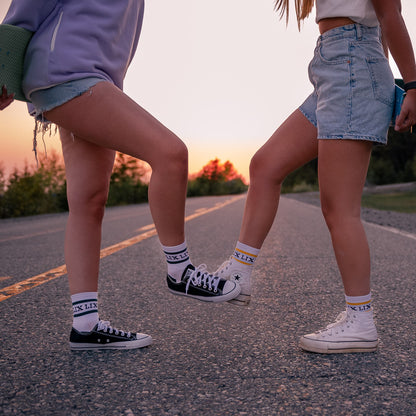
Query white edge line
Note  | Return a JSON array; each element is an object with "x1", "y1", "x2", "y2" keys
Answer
[{"x1": 283, "y1": 196, "x2": 416, "y2": 241}]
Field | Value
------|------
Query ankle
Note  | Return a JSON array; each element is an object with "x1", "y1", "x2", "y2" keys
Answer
[
  {"x1": 71, "y1": 292, "x2": 99, "y2": 332},
  {"x1": 162, "y1": 241, "x2": 191, "y2": 282},
  {"x1": 232, "y1": 241, "x2": 260, "y2": 269},
  {"x1": 345, "y1": 293, "x2": 372, "y2": 313}
]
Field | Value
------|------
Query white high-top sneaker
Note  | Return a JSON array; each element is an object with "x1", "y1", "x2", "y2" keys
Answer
[
  {"x1": 299, "y1": 308, "x2": 379, "y2": 353},
  {"x1": 214, "y1": 258, "x2": 251, "y2": 306}
]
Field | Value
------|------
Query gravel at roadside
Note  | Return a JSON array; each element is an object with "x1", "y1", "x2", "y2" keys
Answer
[{"x1": 284, "y1": 185, "x2": 416, "y2": 235}]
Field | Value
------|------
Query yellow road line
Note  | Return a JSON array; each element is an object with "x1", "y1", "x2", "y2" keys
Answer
[{"x1": 0, "y1": 195, "x2": 245, "y2": 302}]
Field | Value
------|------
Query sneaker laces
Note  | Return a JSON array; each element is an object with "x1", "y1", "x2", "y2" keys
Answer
[
  {"x1": 214, "y1": 257, "x2": 233, "y2": 276},
  {"x1": 97, "y1": 320, "x2": 132, "y2": 338},
  {"x1": 317, "y1": 311, "x2": 354, "y2": 335},
  {"x1": 325, "y1": 311, "x2": 347, "y2": 330},
  {"x1": 186, "y1": 264, "x2": 221, "y2": 294}
]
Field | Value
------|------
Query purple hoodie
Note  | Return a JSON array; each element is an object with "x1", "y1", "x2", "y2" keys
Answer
[{"x1": 3, "y1": 0, "x2": 145, "y2": 100}]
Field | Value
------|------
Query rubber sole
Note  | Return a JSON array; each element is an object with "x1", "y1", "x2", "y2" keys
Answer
[
  {"x1": 70, "y1": 335, "x2": 153, "y2": 351},
  {"x1": 299, "y1": 337, "x2": 379, "y2": 354},
  {"x1": 228, "y1": 293, "x2": 251, "y2": 306},
  {"x1": 168, "y1": 284, "x2": 241, "y2": 303}
]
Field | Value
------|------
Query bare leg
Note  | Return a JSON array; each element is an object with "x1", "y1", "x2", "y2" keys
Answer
[
  {"x1": 318, "y1": 139, "x2": 373, "y2": 296},
  {"x1": 60, "y1": 128, "x2": 115, "y2": 295},
  {"x1": 239, "y1": 110, "x2": 318, "y2": 248},
  {"x1": 45, "y1": 82, "x2": 188, "y2": 246},
  {"x1": 214, "y1": 110, "x2": 318, "y2": 305}
]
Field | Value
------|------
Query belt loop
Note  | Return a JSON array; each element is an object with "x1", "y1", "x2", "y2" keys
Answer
[{"x1": 355, "y1": 23, "x2": 362, "y2": 40}]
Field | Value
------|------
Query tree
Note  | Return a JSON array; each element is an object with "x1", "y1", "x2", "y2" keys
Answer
[
  {"x1": 367, "y1": 128, "x2": 416, "y2": 185},
  {"x1": 187, "y1": 158, "x2": 248, "y2": 196},
  {"x1": 0, "y1": 151, "x2": 67, "y2": 218},
  {"x1": 107, "y1": 153, "x2": 150, "y2": 206}
]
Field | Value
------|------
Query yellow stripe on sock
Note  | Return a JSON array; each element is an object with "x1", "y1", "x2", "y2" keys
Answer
[
  {"x1": 346, "y1": 300, "x2": 371, "y2": 306},
  {"x1": 234, "y1": 258, "x2": 253, "y2": 266}
]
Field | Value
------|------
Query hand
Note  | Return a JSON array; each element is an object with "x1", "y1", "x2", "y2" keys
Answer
[
  {"x1": 0, "y1": 85, "x2": 15, "y2": 110},
  {"x1": 395, "y1": 89, "x2": 416, "y2": 133}
]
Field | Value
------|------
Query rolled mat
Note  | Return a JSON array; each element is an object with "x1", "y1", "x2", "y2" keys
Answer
[{"x1": 0, "y1": 24, "x2": 33, "y2": 102}]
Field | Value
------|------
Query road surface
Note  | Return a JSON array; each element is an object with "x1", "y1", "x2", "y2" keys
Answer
[{"x1": 1, "y1": 195, "x2": 415, "y2": 415}]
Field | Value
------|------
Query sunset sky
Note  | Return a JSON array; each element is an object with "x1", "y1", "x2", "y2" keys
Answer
[{"x1": 1, "y1": 0, "x2": 415, "y2": 181}]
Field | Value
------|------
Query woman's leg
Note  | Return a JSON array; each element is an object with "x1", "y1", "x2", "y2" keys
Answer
[
  {"x1": 47, "y1": 82, "x2": 238, "y2": 304},
  {"x1": 59, "y1": 128, "x2": 115, "y2": 295},
  {"x1": 239, "y1": 109, "x2": 318, "y2": 248},
  {"x1": 45, "y1": 82, "x2": 188, "y2": 246},
  {"x1": 299, "y1": 139, "x2": 378, "y2": 354},
  {"x1": 317, "y1": 139, "x2": 373, "y2": 296},
  {"x1": 216, "y1": 110, "x2": 318, "y2": 305},
  {"x1": 60, "y1": 128, "x2": 153, "y2": 351}
]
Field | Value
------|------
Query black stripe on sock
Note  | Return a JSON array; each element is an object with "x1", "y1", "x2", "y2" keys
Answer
[
  {"x1": 72, "y1": 298, "x2": 97, "y2": 306},
  {"x1": 73, "y1": 309, "x2": 98, "y2": 318},
  {"x1": 163, "y1": 248, "x2": 188, "y2": 255},
  {"x1": 166, "y1": 257, "x2": 190, "y2": 264}
]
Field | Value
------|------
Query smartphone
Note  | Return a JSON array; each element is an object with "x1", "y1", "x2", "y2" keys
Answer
[{"x1": 391, "y1": 84, "x2": 405, "y2": 125}]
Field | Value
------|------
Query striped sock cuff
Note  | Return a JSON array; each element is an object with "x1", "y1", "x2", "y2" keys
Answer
[
  {"x1": 232, "y1": 242, "x2": 260, "y2": 267},
  {"x1": 72, "y1": 298, "x2": 98, "y2": 318},
  {"x1": 345, "y1": 293, "x2": 372, "y2": 312},
  {"x1": 163, "y1": 247, "x2": 190, "y2": 265}
]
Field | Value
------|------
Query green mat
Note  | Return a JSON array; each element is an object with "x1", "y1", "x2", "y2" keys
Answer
[{"x1": 0, "y1": 24, "x2": 33, "y2": 102}]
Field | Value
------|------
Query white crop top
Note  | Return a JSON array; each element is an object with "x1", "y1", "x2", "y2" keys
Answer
[{"x1": 316, "y1": 0, "x2": 379, "y2": 27}]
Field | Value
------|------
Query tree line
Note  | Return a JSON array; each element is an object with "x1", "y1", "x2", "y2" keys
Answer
[
  {"x1": 1, "y1": 126, "x2": 414, "y2": 218},
  {"x1": 281, "y1": 128, "x2": 416, "y2": 192},
  {"x1": 0, "y1": 154, "x2": 247, "y2": 218}
]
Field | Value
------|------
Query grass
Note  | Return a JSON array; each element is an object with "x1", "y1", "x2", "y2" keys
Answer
[{"x1": 361, "y1": 191, "x2": 416, "y2": 213}]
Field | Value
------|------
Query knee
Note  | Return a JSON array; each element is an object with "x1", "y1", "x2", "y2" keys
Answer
[
  {"x1": 67, "y1": 180, "x2": 110, "y2": 220},
  {"x1": 320, "y1": 197, "x2": 340, "y2": 230},
  {"x1": 154, "y1": 138, "x2": 188, "y2": 177},
  {"x1": 171, "y1": 139, "x2": 188, "y2": 171},
  {"x1": 320, "y1": 200, "x2": 361, "y2": 232},
  {"x1": 320, "y1": 201, "x2": 335, "y2": 230},
  {"x1": 249, "y1": 150, "x2": 285, "y2": 186}
]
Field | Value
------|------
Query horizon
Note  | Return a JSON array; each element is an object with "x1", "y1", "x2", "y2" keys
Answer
[{"x1": 1, "y1": 0, "x2": 415, "y2": 182}]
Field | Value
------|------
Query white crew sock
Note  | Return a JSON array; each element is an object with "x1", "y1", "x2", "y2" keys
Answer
[
  {"x1": 230, "y1": 241, "x2": 260, "y2": 272},
  {"x1": 71, "y1": 292, "x2": 99, "y2": 332},
  {"x1": 162, "y1": 241, "x2": 192, "y2": 282},
  {"x1": 345, "y1": 293, "x2": 372, "y2": 314}
]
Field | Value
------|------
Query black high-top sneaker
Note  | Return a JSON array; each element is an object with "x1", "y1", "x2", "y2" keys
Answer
[
  {"x1": 70, "y1": 320, "x2": 152, "y2": 350},
  {"x1": 167, "y1": 264, "x2": 241, "y2": 303}
]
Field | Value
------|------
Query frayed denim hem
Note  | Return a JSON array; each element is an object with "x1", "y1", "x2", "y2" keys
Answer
[
  {"x1": 32, "y1": 118, "x2": 59, "y2": 166},
  {"x1": 317, "y1": 135, "x2": 388, "y2": 145}
]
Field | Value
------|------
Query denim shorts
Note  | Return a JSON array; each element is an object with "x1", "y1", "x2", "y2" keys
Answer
[
  {"x1": 30, "y1": 76, "x2": 105, "y2": 119},
  {"x1": 299, "y1": 24, "x2": 395, "y2": 145}
]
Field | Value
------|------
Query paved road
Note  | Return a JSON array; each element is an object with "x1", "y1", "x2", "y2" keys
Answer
[{"x1": 1, "y1": 195, "x2": 415, "y2": 416}]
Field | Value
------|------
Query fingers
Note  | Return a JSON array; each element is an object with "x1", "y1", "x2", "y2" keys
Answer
[
  {"x1": 395, "y1": 114, "x2": 415, "y2": 132},
  {"x1": 0, "y1": 85, "x2": 15, "y2": 110},
  {"x1": 395, "y1": 95, "x2": 416, "y2": 132},
  {"x1": 394, "y1": 114, "x2": 411, "y2": 132}
]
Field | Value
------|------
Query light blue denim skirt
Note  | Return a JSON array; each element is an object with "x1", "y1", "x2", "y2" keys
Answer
[
  {"x1": 299, "y1": 23, "x2": 395, "y2": 145},
  {"x1": 30, "y1": 76, "x2": 105, "y2": 120}
]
